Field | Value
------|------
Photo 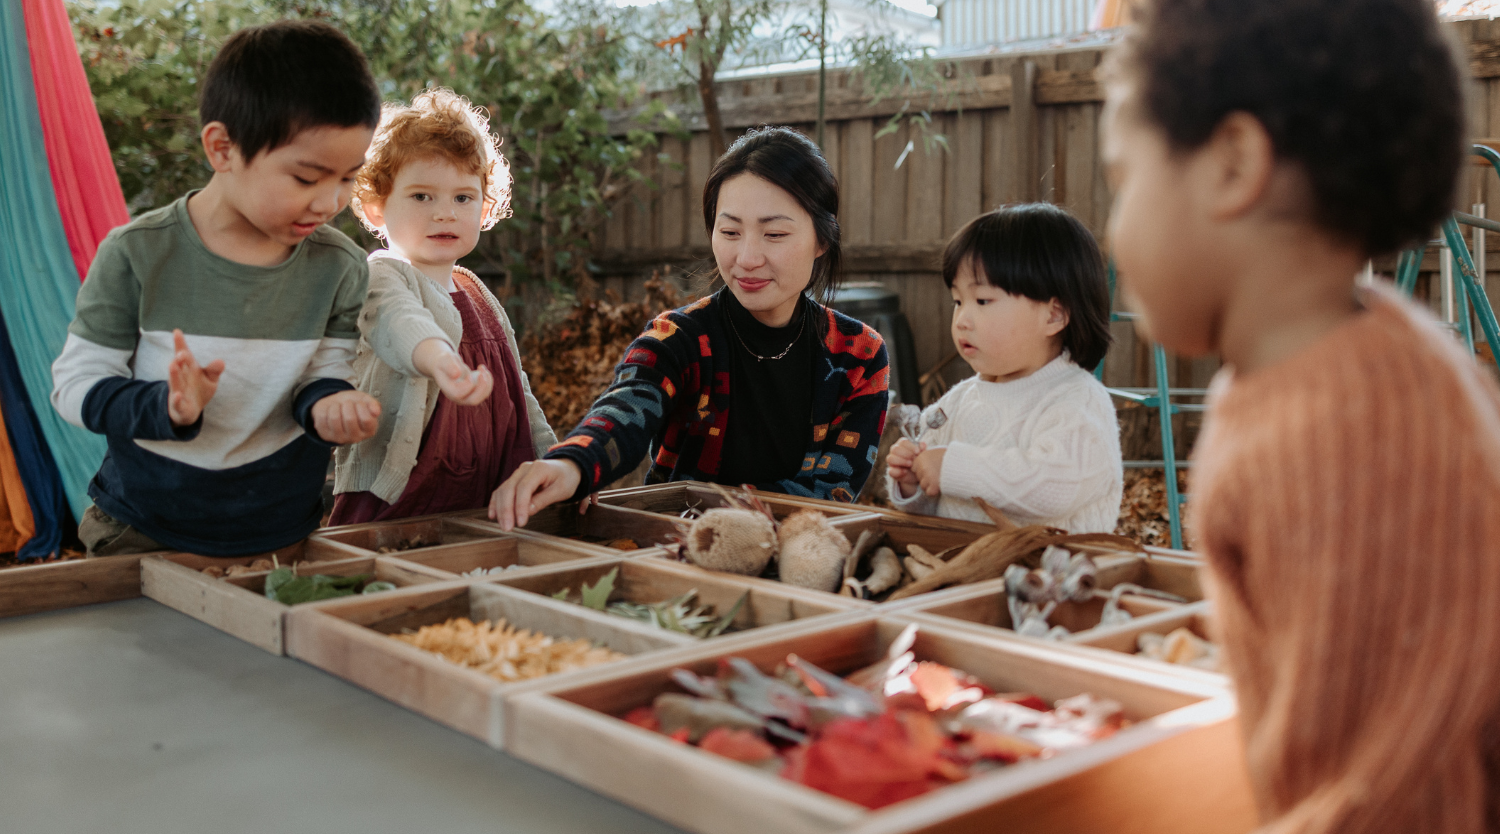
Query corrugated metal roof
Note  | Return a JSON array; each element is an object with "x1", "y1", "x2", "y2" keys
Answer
[{"x1": 936, "y1": 0, "x2": 1098, "y2": 47}]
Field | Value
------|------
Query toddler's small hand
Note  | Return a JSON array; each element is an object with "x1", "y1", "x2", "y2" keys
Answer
[
  {"x1": 886, "y1": 439, "x2": 925, "y2": 498},
  {"x1": 166, "y1": 329, "x2": 225, "y2": 427},
  {"x1": 911, "y1": 446, "x2": 947, "y2": 497},
  {"x1": 434, "y1": 352, "x2": 493, "y2": 406},
  {"x1": 312, "y1": 390, "x2": 381, "y2": 444}
]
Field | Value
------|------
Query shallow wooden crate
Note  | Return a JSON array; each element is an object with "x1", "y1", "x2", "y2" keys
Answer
[
  {"x1": 1067, "y1": 602, "x2": 1226, "y2": 684},
  {"x1": 456, "y1": 501, "x2": 692, "y2": 553},
  {"x1": 284, "y1": 579, "x2": 695, "y2": 748},
  {"x1": 507, "y1": 616, "x2": 1254, "y2": 834},
  {"x1": 483, "y1": 557, "x2": 860, "y2": 642},
  {"x1": 900, "y1": 583, "x2": 1181, "y2": 636},
  {"x1": 599, "y1": 481, "x2": 875, "y2": 522},
  {"x1": 638, "y1": 512, "x2": 994, "y2": 605},
  {"x1": 0, "y1": 553, "x2": 156, "y2": 619},
  {"x1": 141, "y1": 549, "x2": 442, "y2": 655},
  {"x1": 0, "y1": 533, "x2": 369, "y2": 620},
  {"x1": 320, "y1": 523, "x2": 625, "y2": 580},
  {"x1": 1093, "y1": 552, "x2": 1204, "y2": 601}
]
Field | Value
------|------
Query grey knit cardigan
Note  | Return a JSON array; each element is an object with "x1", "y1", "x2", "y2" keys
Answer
[{"x1": 332, "y1": 251, "x2": 556, "y2": 503}]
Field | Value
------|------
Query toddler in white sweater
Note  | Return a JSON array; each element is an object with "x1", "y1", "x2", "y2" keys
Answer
[{"x1": 886, "y1": 204, "x2": 1122, "y2": 532}]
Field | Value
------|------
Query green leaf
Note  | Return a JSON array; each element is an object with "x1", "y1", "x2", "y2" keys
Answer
[
  {"x1": 263, "y1": 567, "x2": 294, "y2": 601},
  {"x1": 363, "y1": 581, "x2": 397, "y2": 594},
  {"x1": 705, "y1": 591, "x2": 748, "y2": 638},
  {"x1": 580, "y1": 567, "x2": 618, "y2": 610}
]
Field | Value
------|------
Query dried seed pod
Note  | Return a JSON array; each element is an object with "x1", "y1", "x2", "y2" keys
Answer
[
  {"x1": 200, "y1": 566, "x2": 225, "y2": 578},
  {"x1": 224, "y1": 564, "x2": 254, "y2": 578},
  {"x1": 903, "y1": 556, "x2": 934, "y2": 580},
  {"x1": 864, "y1": 547, "x2": 903, "y2": 594},
  {"x1": 905, "y1": 545, "x2": 946, "y2": 570},
  {"x1": 777, "y1": 510, "x2": 851, "y2": 592},
  {"x1": 684, "y1": 508, "x2": 777, "y2": 575},
  {"x1": 248, "y1": 559, "x2": 274, "y2": 572}
]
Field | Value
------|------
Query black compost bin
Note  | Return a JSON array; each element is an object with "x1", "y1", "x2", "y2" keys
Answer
[{"x1": 830, "y1": 282, "x2": 921, "y2": 405}]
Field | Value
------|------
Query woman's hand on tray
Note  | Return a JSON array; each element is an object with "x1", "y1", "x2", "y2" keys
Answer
[{"x1": 489, "y1": 459, "x2": 584, "y2": 529}]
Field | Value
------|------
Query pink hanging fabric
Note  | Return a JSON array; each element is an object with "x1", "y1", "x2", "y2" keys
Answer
[{"x1": 21, "y1": 0, "x2": 130, "y2": 282}]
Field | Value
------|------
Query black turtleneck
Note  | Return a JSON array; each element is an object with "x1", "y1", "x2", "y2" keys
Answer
[{"x1": 716, "y1": 289, "x2": 814, "y2": 487}]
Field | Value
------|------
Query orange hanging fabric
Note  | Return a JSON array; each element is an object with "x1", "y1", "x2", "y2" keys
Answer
[{"x1": 0, "y1": 397, "x2": 36, "y2": 555}]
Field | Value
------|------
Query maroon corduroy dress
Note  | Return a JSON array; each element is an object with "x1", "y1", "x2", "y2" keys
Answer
[{"x1": 330, "y1": 271, "x2": 534, "y2": 524}]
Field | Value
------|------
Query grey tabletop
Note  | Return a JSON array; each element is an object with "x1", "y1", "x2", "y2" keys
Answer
[{"x1": 0, "y1": 598, "x2": 686, "y2": 834}]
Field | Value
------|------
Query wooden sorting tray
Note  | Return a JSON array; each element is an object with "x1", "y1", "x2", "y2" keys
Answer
[
  {"x1": 284, "y1": 579, "x2": 695, "y2": 748},
  {"x1": 482, "y1": 557, "x2": 860, "y2": 642},
  {"x1": 1093, "y1": 552, "x2": 1204, "y2": 602},
  {"x1": 312, "y1": 514, "x2": 599, "y2": 559},
  {"x1": 1069, "y1": 602, "x2": 1225, "y2": 684},
  {"x1": 639, "y1": 511, "x2": 995, "y2": 605},
  {"x1": 507, "y1": 616, "x2": 1253, "y2": 834},
  {"x1": 0, "y1": 533, "x2": 373, "y2": 620},
  {"x1": 458, "y1": 501, "x2": 690, "y2": 553},
  {"x1": 142, "y1": 550, "x2": 443, "y2": 655},
  {"x1": 1, "y1": 552, "x2": 158, "y2": 619},
  {"x1": 319, "y1": 521, "x2": 623, "y2": 580},
  {"x1": 599, "y1": 480, "x2": 874, "y2": 521},
  {"x1": 901, "y1": 584, "x2": 1181, "y2": 638}
]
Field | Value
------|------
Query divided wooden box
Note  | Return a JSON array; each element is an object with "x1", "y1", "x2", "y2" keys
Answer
[
  {"x1": 1070, "y1": 601, "x2": 1225, "y2": 684},
  {"x1": 284, "y1": 579, "x2": 696, "y2": 748},
  {"x1": 599, "y1": 481, "x2": 877, "y2": 522},
  {"x1": 481, "y1": 557, "x2": 862, "y2": 642},
  {"x1": 1, "y1": 551, "x2": 159, "y2": 619},
  {"x1": 313, "y1": 516, "x2": 623, "y2": 576},
  {"x1": 506, "y1": 615, "x2": 1254, "y2": 834},
  {"x1": 142, "y1": 548, "x2": 440, "y2": 654},
  {"x1": 459, "y1": 501, "x2": 691, "y2": 552}
]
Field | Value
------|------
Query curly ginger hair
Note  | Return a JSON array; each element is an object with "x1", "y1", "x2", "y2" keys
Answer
[{"x1": 351, "y1": 87, "x2": 512, "y2": 234}]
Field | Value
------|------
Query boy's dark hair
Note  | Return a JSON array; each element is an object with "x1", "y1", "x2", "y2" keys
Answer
[
  {"x1": 702, "y1": 126, "x2": 842, "y2": 306},
  {"x1": 1111, "y1": 0, "x2": 1464, "y2": 256},
  {"x1": 200, "y1": 20, "x2": 381, "y2": 161},
  {"x1": 942, "y1": 204, "x2": 1112, "y2": 371}
]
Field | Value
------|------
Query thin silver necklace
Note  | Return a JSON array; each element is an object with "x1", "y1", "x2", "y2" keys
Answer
[{"x1": 727, "y1": 300, "x2": 805, "y2": 361}]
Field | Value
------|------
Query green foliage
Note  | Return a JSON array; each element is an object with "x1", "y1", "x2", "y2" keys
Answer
[
  {"x1": 66, "y1": 0, "x2": 676, "y2": 290},
  {"x1": 554, "y1": 567, "x2": 747, "y2": 639}
]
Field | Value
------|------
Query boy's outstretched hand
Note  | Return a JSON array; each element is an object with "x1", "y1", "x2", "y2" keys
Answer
[
  {"x1": 312, "y1": 390, "x2": 381, "y2": 444},
  {"x1": 414, "y1": 338, "x2": 493, "y2": 406},
  {"x1": 167, "y1": 329, "x2": 225, "y2": 427}
]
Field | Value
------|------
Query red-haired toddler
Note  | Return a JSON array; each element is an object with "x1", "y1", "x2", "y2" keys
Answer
[{"x1": 330, "y1": 88, "x2": 554, "y2": 524}]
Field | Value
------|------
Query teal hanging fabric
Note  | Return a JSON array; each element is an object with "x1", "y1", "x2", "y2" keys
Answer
[{"x1": 0, "y1": 0, "x2": 107, "y2": 522}]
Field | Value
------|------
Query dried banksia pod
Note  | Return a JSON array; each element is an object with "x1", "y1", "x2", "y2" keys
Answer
[
  {"x1": 776, "y1": 510, "x2": 852, "y2": 593},
  {"x1": 683, "y1": 507, "x2": 777, "y2": 575}
]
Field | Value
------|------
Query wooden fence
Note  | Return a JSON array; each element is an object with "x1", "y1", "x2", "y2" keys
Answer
[{"x1": 583, "y1": 17, "x2": 1500, "y2": 403}]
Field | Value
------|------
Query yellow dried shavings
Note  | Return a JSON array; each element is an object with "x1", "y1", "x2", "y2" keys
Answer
[{"x1": 391, "y1": 617, "x2": 626, "y2": 683}]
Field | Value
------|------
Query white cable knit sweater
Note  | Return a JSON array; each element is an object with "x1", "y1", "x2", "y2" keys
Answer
[{"x1": 886, "y1": 353, "x2": 1123, "y2": 533}]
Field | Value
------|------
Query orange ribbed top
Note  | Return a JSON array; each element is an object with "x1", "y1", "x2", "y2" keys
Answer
[{"x1": 1192, "y1": 284, "x2": 1500, "y2": 834}]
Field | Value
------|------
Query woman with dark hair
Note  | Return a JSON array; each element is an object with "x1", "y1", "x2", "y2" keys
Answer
[
  {"x1": 884, "y1": 203, "x2": 1122, "y2": 532},
  {"x1": 490, "y1": 127, "x2": 890, "y2": 528}
]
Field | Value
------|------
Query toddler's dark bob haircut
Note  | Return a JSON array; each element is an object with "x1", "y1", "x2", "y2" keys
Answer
[
  {"x1": 942, "y1": 204, "x2": 1112, "y2": 372},
  {"x1": 200, "y1": 20, "x2": 381, "y2": 161},
  {"x1": 1109, "y1": 0, "x2": 1464, "y2": 257},
  {"x1": 703, "y1": 126, "x2": 842, "y2": 307}
]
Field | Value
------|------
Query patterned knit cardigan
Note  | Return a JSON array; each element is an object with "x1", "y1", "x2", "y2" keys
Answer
[{"x1": 546, "y1": 291, "x2": 890, "y2": 502}]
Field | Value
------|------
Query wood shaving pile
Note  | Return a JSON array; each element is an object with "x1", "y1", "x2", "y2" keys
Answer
[
  {"x1": 391, "y1": 617, "x2": 626, "y2": 683},
  {"x1": 521, "y1": 276, "x2": 689, "y2": 434},
  {"x1": 1114, "y1": 469, "x2": 1193, "y2": 547}
]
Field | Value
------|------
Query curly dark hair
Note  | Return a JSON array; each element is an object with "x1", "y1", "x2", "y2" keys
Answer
[{"x1": 1108, "y1": 0, "x2": 1466, "y2": 256}]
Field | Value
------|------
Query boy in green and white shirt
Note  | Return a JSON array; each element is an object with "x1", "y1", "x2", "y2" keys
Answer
[{"x1": 51, "y1": 20, "x2": 384, "y2": 557}]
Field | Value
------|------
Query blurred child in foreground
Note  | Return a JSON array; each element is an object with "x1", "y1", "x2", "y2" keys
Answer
[{"x1": 1102, "y1": 1, "x2": 1500, "y2": 831}]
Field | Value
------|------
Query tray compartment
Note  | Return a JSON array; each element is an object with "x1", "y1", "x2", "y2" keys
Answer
[
  {"x1": 141, "y1": 551, "x2": 438, "y2": 655},
  {"x1": 484, "y1": 558, "x2": 859, "y2": 640},
  {"x1": 284, "y1": 580, "x2": 694, "y2": 748},
  {"x1": 507, "y1": 616, "x2": 1250, "y2": 834}
]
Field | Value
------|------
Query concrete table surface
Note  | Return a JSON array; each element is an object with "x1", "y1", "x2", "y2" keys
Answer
[{"x1": 0, "y1": 598, "x2": 687, "y2": 834}]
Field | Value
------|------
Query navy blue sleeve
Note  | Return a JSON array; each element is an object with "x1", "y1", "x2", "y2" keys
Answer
[
  {"x1": 81, "y1": 377, "x2": 201, "y2": 441},
  {"x1": 293, "y1": 378, "x2": 355, "y2": 446}
]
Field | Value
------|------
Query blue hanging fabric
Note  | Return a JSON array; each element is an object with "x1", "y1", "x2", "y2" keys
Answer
[
  {"x1": 0, "y1": 0, "x2": 107, "y2": 522},
  {"x1": 0, "y1": 309, "x2": 65, "y2": 560}
]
